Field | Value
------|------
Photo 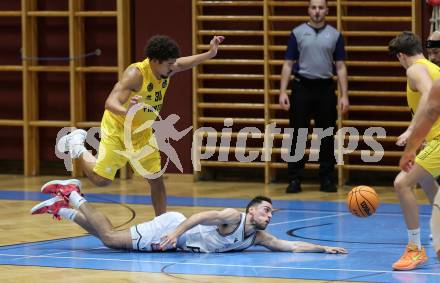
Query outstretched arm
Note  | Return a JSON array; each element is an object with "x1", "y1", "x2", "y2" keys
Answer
[
  {"x1": 170, "y1": 36, "x2": 225, "y2": 75},
  {"x1": 255, "y1": 231, "x2": 347, "y2": 254},
  {"x1": 159, "y1": 208, "x2": 241, "y2": 249}
]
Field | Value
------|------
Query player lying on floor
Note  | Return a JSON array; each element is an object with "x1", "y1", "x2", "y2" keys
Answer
[{"x1": 31, "y1": 179, "x2": 347, "y2": 254}]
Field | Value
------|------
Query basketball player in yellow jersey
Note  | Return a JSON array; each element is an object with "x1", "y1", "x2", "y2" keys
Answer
[
  {"x1": 399, "y1": 32, "x2": 440, "y2": 263},
  {"x1": 388, "y1": 31, "x2": 440, "y2": 270},
  {"x1": 56, "y1": 35, "x2": 225, "y2": 216}
]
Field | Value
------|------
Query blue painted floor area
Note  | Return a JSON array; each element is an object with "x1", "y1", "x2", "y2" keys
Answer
[{"x1": 1, "y1": 191, "x2": 440, "y2": 282}]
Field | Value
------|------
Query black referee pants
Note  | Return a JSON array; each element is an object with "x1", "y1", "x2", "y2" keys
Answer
[{"x1": 287, "y1": 75, "x2": 337, "y2": 183}]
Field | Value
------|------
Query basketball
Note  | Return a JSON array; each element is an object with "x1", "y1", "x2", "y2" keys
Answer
[{"x1": 347, "y1": 186, "x2": 379, "y2": 217}]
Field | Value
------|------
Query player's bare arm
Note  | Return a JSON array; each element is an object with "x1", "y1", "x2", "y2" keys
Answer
[
  {"x1": 255, "y1": 230, "x2": 347, "y2": 254},
  {"x1": 170, "y1": 36, "x2": 225, "y2": 75},
  {"x1": 104, "y1": 67, "x2": 143, "y2": 116},
  {"x1": 159, "y1": 208, "x2": 241, "y2": 249},
  {"x1": 401, "y1": 78, "x2": 440, "y2": 171},
  {"x1": 408, "y1": 78, "x2": 440, "y2": 151},
  {"x1": 397, "y1": 65, "x2": 433, "y2": 146},
  {"x1": 407, "y1": 64, "x2": 433, "y2": 117}
]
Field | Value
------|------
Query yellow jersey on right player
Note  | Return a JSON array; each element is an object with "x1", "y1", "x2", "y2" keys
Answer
[
  {"x1": 101, "y1": 58, "x2": 170, "y2": 131},
  {"x1": 406, "y1": 58, "x2": 440, "y2": 141}
]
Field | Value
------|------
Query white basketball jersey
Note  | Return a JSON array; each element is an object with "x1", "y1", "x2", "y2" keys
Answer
[{"x1": 180, "y1": 213, "x2": 256, "y2": 253}]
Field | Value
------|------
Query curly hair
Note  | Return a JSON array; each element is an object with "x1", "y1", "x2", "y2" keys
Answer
[
  {"x1": 246, "y1": 196, "x2": 272, "y2": 213},
  {"x1": 388, "y1": 31, "x2": 423, "y2": 57},
  {"x1": 144, "y1": 35, "x2": 181, "y2": 62}
]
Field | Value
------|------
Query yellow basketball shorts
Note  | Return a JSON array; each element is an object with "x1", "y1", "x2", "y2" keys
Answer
[
  {"x1": 415, "y1": 138, "x2": 440, "y2": 177},
  {"x1": 93, "y1": 123, "x2": 161, "y2": 180}
]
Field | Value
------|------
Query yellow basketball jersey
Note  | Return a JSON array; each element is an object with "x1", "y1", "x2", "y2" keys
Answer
[
  {"x1": 406, "y1": 58, "x2": 440, "y2": 141},
  {"x1": 101, "y1": 58, "x2": 170, "y2": 130}
]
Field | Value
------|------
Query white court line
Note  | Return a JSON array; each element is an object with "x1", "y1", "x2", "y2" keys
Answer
[
  {"x1": 13, "y1": 250, "x2": 72, "y2": 261},
  {"x1": 274, "y1": 210, "x2": 431, "y2": 218},
  {"x1": 0, "y1": 253, "x2": 439, "y2": 276},
  {"x1": 269, "y1": 213, "x2": 350, "y2": 226},
  {"x1": 12, "y1": 247, "x2": 106, "y2": 261},
  {"x1": 363, "y1": 212, "x2": 431, "y2": 217},
  {"x1": 274, "y1": 210, "x2": 334, "y2": 214}
]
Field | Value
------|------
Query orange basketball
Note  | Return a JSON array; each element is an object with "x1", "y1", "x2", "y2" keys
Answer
[{"x1": 346, "y1": 186, "x2": 379, "y2": 217}]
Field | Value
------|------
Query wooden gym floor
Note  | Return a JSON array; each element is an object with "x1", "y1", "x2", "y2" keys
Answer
[{"x1": 0, "y1": 174, "x2": 438, "y2": 283}]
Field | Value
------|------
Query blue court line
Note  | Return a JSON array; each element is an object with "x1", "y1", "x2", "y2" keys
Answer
[{"x1": 0, "y1": 189, "x2": 433, "y2": 214}]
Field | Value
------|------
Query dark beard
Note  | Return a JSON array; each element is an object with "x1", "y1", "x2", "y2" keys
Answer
[{"x1": 255, "y1": 222, "x2": 268, "y2": 230}]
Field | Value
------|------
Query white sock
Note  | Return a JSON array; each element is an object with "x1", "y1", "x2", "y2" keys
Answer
[
  {"x1": 69, "y1": 191, "x2": 87, "y2": 209},
  {"x1": 58, "y1": 208, "x2": 78, "y2": 221},
  {"x1": 69, "y1": 131, "x2": 87, "y2": 159},
  {"x1": 71, "y1": 144, "x2": 86, "y2": 159},
  {"x1": 408, "y1": 228, "x2": 421, "y2": 250}
]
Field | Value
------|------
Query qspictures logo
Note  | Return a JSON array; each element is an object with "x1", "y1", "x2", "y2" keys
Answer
[{"x1": 56, "y1": 105, "x2": 387, "y2": 179}]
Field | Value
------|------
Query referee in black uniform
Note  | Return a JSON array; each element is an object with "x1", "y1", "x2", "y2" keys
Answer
[{"x1": 279, "y1": 0, "x2": 349, "y2": 193}]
